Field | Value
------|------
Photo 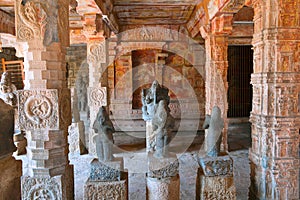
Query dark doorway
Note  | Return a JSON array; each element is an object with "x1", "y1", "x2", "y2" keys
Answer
[{"x1": 227, "y1": 46, "x2": 253, "y2": 117}]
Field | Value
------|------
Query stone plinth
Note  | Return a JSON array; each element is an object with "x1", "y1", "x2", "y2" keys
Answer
[
  {"x1": 84, "y1": 158, "x2": 128, "y2": 200},
  {"x1": 0, "y1": 154, "x2": 22, "y2": 200},
  {"x1": 146, "y1": 153, "x2": 180, "y2": 200},
  {"x1": 68, "y1": 121, "x2": 87, "y2": 155},
  {"x1": 146, "y1": 175, "x2": 179, "y2": 200},
  {"x1": 84, "y1": 179, "x2": 128, "y2": 200},
  {"x1": 196, "y1": 154, "x2": 236, "y2": 200}
]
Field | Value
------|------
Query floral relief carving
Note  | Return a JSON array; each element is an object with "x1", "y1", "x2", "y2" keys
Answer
[
  {"x1": 87, "y1": 42, "x2": 106, "y2": 65},
  {"x1": 88, "y1": 87, "x2": 107, "y2": 107}
]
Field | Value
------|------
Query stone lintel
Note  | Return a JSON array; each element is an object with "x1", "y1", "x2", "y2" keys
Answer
[
  {"x1": 147, "y1": 153, "x2": 179, "y2": 179},
  {"x1": 198, "y1": 154, "x2": 233, "y2": 177},
  {"x1": 89, "y1": 158, "x2": 124, "y2": 182}
]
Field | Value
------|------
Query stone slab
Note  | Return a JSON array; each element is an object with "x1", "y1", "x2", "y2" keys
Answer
[
  {"x1": 146, "y1": 174, "x2": 179, "y2": 200},
  {"x1": 84, "y1": 178, "x2": 128, "y2": 200},
  {"x1": 89, "y1": 158, "x2": 124, "y2": 181},
  {"x1": 147, "y1": 153, "x2": 179, "y2": 179},
  {"x1": 198, "y1": 154, "x2": 233, "y2": 177}
]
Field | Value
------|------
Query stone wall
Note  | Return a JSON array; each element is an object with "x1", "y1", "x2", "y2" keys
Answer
[{"x1": 66, "y1": 43, "x2": 88, "y2": 88}]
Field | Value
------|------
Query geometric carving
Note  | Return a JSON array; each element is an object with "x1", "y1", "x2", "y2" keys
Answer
[
  {"x1": 88, "y1": 87, "x2": 107, "y2": 107},
  {"x1": 18, "y1": 90, "x2": 59, "y2": 130}
]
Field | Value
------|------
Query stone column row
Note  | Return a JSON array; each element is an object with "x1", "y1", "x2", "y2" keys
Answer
[{"x1": 249, "y1": 0, "x2": 300, "y2": 199}]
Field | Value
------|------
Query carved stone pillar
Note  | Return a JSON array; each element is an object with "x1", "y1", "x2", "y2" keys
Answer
[
  {"x1": 249, "y1": 0, "x2": 300, "y2": 199},
  {"x1": 86, "y1": 36, "x2": 108, "y2": 156},
  {"x1": 15, "y1": 0, "x2": 74, "y2": 199},
  {"x1": 201, "y1": 14, "x2": 233, "y2": 151}
]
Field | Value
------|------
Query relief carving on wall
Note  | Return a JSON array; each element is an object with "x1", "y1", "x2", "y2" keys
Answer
[
  {"x1": 221, "y1": 0, "x2": 245, "y2": 13},
  {"x1": 87, "y1": 42, "x2": 106, "y2": 65},
  {"x1": 16, "y1": 0, "x2": 67, "y2": 46},
  {"x1": 88, "y1": 87, "x2": 107, "y2": 108},
  {"x1": 18, "y1": 90, "x2": 59, "y2": 130},
  {"x1": 22, "y1": 177, "x2": 62, "y2": 200}
]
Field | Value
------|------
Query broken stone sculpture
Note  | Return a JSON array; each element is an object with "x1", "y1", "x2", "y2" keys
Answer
[
  {"x1": 152, "y1": 100, "x2": 175, "y2": 158},
  {"x1": 142, "y1": 80, "x2": 170, "y2": 121},
  {"x1": 0, "y1": 99, "x2": 16, "y2": 157},
  {"x1": 0, "y1": 71, "x2": 17, "y2": 106},
  {"x1": 202, "y1": 106, "x2": 224, "y2": 157},
  {"x1": 92, "y1": 106, "x2": 115, "y2": 161}
]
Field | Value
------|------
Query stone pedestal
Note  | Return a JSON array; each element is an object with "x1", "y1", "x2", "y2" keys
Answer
[
  {"x1": 84, "y1": 158, "x2": 128, "y2": 200},
  {"x1": 68, "y1": 121, "x2": 87, "y2": 155},
  {"x1": 146, "y1": 153, "x2": 180, "y2": 200},
  {"x1": 84, "y1": 179, "x2": 128, "y2": 200},
  {"x1": 0, "y1": 154, "x2": 22, "y2": 200},
  {"x1": 146, "y1": 120, "x2": 154, "y2": 152},
  {"x1": 146, "y1": 175, "x2": 180, "y2": 200},
  {"x1": 196, "y1": 154, "x2": 236, "y2": 200}
]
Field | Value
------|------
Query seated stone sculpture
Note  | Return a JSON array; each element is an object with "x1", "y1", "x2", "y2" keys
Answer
[
  {"x1": 142, "y1": 80, "x2": 170, "y2": 121},
  {"x1": 92, "y1": 106, "x2": 115, "y2": 161},
  {"x1": 152, "y1": 100, "x2": 175, "y2": 158},
  {"x1": 202, "y1": 106, "x2": 224, "y2": 157}
]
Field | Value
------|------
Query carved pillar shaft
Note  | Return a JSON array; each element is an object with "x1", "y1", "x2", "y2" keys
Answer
[
  {"x1": 15, "y1": 0, "x2": 74, "y2": 199},
  {"x1": 203, "y1": 14, "x2": 233, "y2": 151},
  {"x1": 250, "y1": 0, "x2": 300, "y2": 199}
]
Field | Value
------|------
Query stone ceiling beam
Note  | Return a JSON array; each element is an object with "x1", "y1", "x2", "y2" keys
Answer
[{"x1": 94, "y1": 0, "x2": 119, "y2": 33}]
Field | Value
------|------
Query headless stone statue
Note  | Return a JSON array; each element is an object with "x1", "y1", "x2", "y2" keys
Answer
[
  {"x1": 203, "y1": 106, "x2": 224, "y2": 157},
  {"x1": 152, "y1": 100, "x2": 175, "y2": 158},
  {"x1": 93, "y1": 106, "x2": 115, "y2": 161}
]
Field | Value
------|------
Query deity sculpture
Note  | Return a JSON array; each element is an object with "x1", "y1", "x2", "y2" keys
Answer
[
  {"x1": 0, "y1": 72, "x2": 17, "y2": 106},
  {"x1": 142, "y1": 80, "x2": 170, "y2": 121},
  {"x1": 92, "y1": 106, "x2": 115, "y2": 161},
  {"x1": 152, "y1": 100, "x2": 174, "y2": 158},
  {"x1": 202, "y1": 106, "x2": 224, "y2": 157}
]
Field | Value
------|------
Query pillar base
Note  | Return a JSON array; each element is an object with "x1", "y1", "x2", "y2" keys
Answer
[
  {"x1": 0, "y1": 154, "x2": 22, "y2": 200},
  {"x1": 84, "y1": 178, "x2": 128, "y2": 200},
  {"x1": 197, "y1": 154, "x2": 236, "y2": 200},
  {"x1": 21, "y1": 166, "x2": 74, "y2": 200},
  {"x1": 146, "y1": 174, "x2": 180, "y2": 200}
]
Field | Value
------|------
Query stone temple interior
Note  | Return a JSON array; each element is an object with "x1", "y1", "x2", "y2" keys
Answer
[{"x1": 0, "y1": 0, "x2": 299, "y2": 200}]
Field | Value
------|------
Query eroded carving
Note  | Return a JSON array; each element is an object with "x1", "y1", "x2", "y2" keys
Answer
[
  {"x1": 0, "y1": 72, "x2": 17, "y2": 106},
  {"x1": 88, "y1": 87, "x2": 107, "y2": 107}
]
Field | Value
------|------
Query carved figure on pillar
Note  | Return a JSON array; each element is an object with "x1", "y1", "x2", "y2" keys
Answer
[
  {"x1": 92, "y1": 106, "x2": 115, "y2": 161},
  {"x1": 76, "y1": 75, "x2": 88, "y2": 112},
  {"x1": 152, "y1": 100, "x2": 174, "y2": 158},
  {"x1": 203, "y1": 106, "x2": 224, "y2": 157}
]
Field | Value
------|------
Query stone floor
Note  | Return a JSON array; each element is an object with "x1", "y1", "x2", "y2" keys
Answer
[{"x1": 69, "y1": 122, "x2": 252, "y2": 200}]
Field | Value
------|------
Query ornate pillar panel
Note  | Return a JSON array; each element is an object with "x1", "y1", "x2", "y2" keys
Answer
[
  {"x1": 250, "y1": 0, "x2": 300, "y2": 199},
  {"x1": 15, "y1": 0, "x2": 74, "y2": 199}
]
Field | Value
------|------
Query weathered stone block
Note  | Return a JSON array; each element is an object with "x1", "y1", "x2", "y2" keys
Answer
[
  {"x1": 147, "y1": 153, "x2": 179, "y2": 179},
  {"x1": 84, "y1": 179, "x2": 128, "y2": 200},
  {"x1": 146, "y1": 175, "x2": 180, "y2": 200},
  {"x1": 198, "y1": 154, "x2": 233, "y2": 177},
  {"x1": 89, "y1": 158, "x2": 124, "y2": 182},
  {"x1": 68, "y1": 121, "x2": 87, "y2": 155}
]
